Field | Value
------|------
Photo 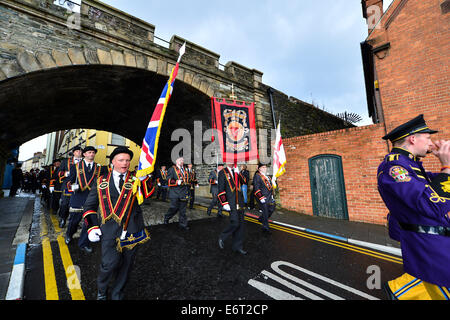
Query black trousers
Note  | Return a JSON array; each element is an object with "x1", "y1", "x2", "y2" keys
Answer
[
  {"x1": 156, "y1": 186, "x2": 167, "y2": 201},
  {"x1": 50, "y1": 191, "x2": 62, "y2": 213},
  {"x1": 164, "y1": 197, "x2": 188, "y2": 227},
  {"x1": 189, "y1": 187, "x2": 195, "y2": 208},
  {"x1": 260, "y1": 202, "x2": 275, "y2": 230},
  {"x1": 58, "y1": 194, "x2": 71, "y2": 221},
  {"x1": 66, "y1": 210, "x2": 90, "y2": 248},
  {"x1": 207, "y1": 192, "x2": 222, "y2": 215},
  {"x1": 220, "y1": 209, "x2": 245, "y2": 251},
  {"x1": 97, "y1": 238, "x2": 138, "y2": 300}
]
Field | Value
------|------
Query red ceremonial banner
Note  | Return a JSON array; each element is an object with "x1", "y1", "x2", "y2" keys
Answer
[{"x1": 211, "y1": 97, "x2": 258, "y2": 163}]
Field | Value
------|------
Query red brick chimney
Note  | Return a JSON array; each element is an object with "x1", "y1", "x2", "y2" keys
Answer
[{"x1": 361, "y1": 0, "x2": 384, "y2": 31}]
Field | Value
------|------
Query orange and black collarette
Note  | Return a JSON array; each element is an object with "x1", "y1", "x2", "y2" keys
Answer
[
  {"x1": 76, "y1": 161, "x2": 98, "y2": 192},
  {"x1": 97, "y1": 171, "x2": 134, "y2": 225}
]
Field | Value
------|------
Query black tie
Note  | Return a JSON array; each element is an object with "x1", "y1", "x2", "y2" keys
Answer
[
  {"x1": 87, "y1": 163, "x2": 91, "y2": 173},
  {"x1": 119, "y1": 174, "x2": 124, "y2": 191}
]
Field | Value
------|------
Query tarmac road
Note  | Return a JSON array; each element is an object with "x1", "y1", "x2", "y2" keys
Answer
[{"x1": 23, "y1": 198, "x2": 403, "y2": 301}]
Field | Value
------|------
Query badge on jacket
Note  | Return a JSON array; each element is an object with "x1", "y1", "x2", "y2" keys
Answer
[{"x1": 389, "y1": 166, "x2": 411, "y2": 182}]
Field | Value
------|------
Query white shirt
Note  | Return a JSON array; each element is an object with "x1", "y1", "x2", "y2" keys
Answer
[
  {"x1": 84, "y1": 160, "x2": 94, "y2": 171},
  {"x1": 112, "y1": 170, "x2": 126, "y2": 193}
]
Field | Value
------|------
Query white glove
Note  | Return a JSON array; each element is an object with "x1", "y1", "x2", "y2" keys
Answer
[
  {"x1": 49, "y1": 187, "x2": 54, "y2": 193},
  {"x1": 233, "y1": 167, "x2": 239, "y2": 174},
  {"x1": 88, "y1": 228, "x2": 102, "y2": 242},
  {"x1": 223, "y1": 204, "x2": 231, "y2": 211},
  {"x1": 260, "y1": 198, "x2": 266, "y2": 204},
  {"x1": 71, "y1": 184, "x2": 79, "y2": 191},
  {"x1": 158, "y1": 183, "x2": 161, "y2": 186},
  {"x1": 177, "y1": 180, "x2": 182, "y2": 185},
  {"x1": 65, "y1": 171, "x2": 70, "y2": 177}
]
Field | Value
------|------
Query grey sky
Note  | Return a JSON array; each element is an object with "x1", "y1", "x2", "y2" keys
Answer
[{"x1": 19, "y1": 0, "x2": 394, "y2": 161}]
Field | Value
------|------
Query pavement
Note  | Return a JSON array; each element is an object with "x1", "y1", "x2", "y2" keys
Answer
[{"x1": 0, "y1": 189, "x2": 400, "y2": 300}]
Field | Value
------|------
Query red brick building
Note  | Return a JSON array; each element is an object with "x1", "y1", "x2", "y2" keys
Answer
[{"x1": 278, "y1": 0, "x2": 449, "y2": 225}]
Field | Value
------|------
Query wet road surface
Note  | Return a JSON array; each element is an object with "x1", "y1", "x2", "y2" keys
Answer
[{"x1": 23, "y1": 198, "x2": 403, "y2": 300}]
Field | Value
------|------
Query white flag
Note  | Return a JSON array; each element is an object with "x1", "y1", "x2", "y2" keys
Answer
[{"x1": 272, "y1": 121, "x2": 286, "y2": 188}]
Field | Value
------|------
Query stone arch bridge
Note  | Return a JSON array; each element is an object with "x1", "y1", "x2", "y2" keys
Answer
[
  {"x1": 0, "y1": 0, "x2": 276, "y2": 187},
  {"x1": 0, "y1": 0, "x2": 350, "y2": 195}
]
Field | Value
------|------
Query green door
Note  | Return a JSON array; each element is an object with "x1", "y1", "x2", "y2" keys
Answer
[{"x1": 309, "y1": 154, "x2": 348, "y2": 220}]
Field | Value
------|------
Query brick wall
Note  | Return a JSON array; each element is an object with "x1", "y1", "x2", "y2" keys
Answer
[
  {"x1": 278, "y1": 0, "x2": 448, "y2": 225},
  {"x1": 278, "y1": 123, "x2": 389, "y2": 225},
  {"x1": 369, "y1": 0, "x2": 449, "y2": 172}
]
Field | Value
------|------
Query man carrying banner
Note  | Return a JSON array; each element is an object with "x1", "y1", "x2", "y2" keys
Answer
[
  {"x1": 217, "y1": 162, "x2": 247, "y2": 255},
  {"x1": 82, "y1": 146, "x2": 151, "y2": 300}
]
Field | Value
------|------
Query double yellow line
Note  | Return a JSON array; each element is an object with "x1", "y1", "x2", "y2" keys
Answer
[
  {"x1": 198, "y1": 204, "x2": 402, "y2": 265},
  {"x1": 245, "y1": 216, "x2": 403, "y2": 265},
  {"x1": 40, "y1": 212, "x2": 85, "y2": 300}
]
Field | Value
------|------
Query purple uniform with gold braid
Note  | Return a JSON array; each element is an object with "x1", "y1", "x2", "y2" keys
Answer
[{"x1": 378, "y1": 147, "x2": 450, "y2": 288}]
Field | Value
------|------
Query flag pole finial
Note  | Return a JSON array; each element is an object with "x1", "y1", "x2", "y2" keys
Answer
[{"x1": 177, "y1": 42, "x2": 186, "y2": 63}]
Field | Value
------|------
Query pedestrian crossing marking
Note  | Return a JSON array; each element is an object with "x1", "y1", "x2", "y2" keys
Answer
[{"x1": 249, "y1": 261, "x2": 380, "y2": 300}]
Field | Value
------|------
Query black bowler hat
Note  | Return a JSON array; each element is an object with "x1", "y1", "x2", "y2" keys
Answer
[
  {"x1": 52, "y1": 158, "x2": 61, "y2": 164},
  {"x1": 258, "y1": 163, "x2": 267, "y2": 169},
  {"x1": 83, "y1": 146, "x2": 97, "y2": 154},
  {"x1": 382, "y1": 114, "x2": 438, "y2": 142},
  {"x1": 110, "y1": 146, "x2": 133, "y2": 161},
  {"x1": 73, "y1": 146, "x2": 82, "y2": 152}
]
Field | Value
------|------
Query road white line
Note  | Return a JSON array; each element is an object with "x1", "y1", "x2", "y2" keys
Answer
[
  {"x1": 248, "y1": 279, "x2": 302, "y2": 300},
  {"x1": 272, "y1": 261, "x2": 379, "y2": 300},
  {"x1": 261, "y1": 270, "x2": 324, "y2": 300}
]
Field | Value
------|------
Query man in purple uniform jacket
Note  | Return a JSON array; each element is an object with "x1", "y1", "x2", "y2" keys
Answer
[{"x1": 377, "y1": 114, "x2": 450, "y2": 300}]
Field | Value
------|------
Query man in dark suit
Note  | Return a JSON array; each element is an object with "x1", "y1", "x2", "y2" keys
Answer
[
  {"x1": 156, "y1": 165, "x2": 168, "y2": 201},
  {"x1": 217, "y1": 162, "x2": 247, "y2": 255},
  {"x1": 9, "y1": 163, "x2": 23, "y2": 197},
  {"x1": 82, "y1": 146, "x2": 150, "y2": 300},
  {"x1": 64, "y1": 146, "x2": 99, "y2": 253},
  {"x1": 253, "y1": 163, "x2": 275, "y2": 233},
  {"x1": 164, "y1": 157, "x2": 190, "y2": 230},
  {"x1": 187, "y1": 163, "x2": 198, "y2": 209},
  {"x1": 49, "y1": 159, "x2": 62, "y2": 214},
  {"x1": 58, "y1": 146, "x2": 83, "y2": 228},
  {"x1": 207, "y1": 164, "x2": 224, "y2": 217}
]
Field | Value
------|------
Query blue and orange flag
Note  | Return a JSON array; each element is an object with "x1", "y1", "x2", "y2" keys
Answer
[{"x1": 133, "y1": 43, "x2": 186, "y2": 204}]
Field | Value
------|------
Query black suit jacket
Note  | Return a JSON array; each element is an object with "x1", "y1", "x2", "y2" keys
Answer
[
  {"x1": 253, "y1": 172, "x2": 274, "y2": 203},
  {"x1": 83, "y1": 172, "x2": 145, "y2": 240},
  {"x1": 217, "y1": 167, "x2": 244, "y2": 210},
  {"x1": 167, "y1": 165, "x2": 190, "y2": 200}
]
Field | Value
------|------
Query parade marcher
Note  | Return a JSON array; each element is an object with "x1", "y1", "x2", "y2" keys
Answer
[
  {"x1": 377, "y1": 114, "x2": 450, "y2": 300},
  {"x1": 9, "y1": 163, "x2": 23, "y2": 197},
  {"x1": 40, "y1": 166, "x2": 51, "y2": 208},
  {"x1": 156, "y1": 165, "x2": 168, "y2": 201},
  {"x1": 217, "y1": 162, "x2": 247, "y2": 255},
  {"x1": 58, "y1": 146, "x2": 83, "y2": 228},
  {"x1": 207, "y1": 164, "x2": 224, "y2": 217},
  {"x1": 253, "y1": 163, "x2": 275, "y2": 233},
  {"x1": 164, "y1": 157, "x2": 190, "y2": 230},
  {"x1": 248, "y1": 170, "x2": 258, "y2": 210},
  {"x1": 49, "y1": 159, "x2": 62, "y2": 214},
  {"x1": 64, "y1": 146, "x2": 100, "y2": 254},
  {"x1": 240, "y1": 164, "x2": 250, "y2": 209},
  {"x1": 82, "y1": 146, "x2": 151, "y2": 300},
  {"x1": 187, "y1": 163, "x2": 198, "y2": 209}
]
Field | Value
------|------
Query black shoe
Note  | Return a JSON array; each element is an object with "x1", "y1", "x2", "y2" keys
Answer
[
  {"x1": 97, "y1": 291, "x2": 107, "y2": 300},
  {"x1": 217, "y1": 213, "x2": 224, "y2": 218},
  {"x1": 80, "y1": 246, "x2": 92, "y2": 254},
  {"x1": 218, "y1": 238, "x2": 224, "y2": 249},
  {"x1": 179, "y1": 225, "x2": 190, "y2": 231},
  {"x1": 383, "y1": 282, "x2": 397, "y2": 300},
  {"x1": 64, "y1": 235, "x2": 71, "y2": 245},
  {"x1": 234, "y1": 249, "x2": 248, "y2": 255},
  {"x1": 163, "y1": 219, "x2": 169, "y2": 225}
]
